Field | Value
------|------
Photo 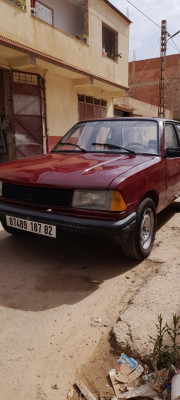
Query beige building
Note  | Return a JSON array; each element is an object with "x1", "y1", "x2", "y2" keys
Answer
[
  {"x1": 113, "y1": 96, "x2": 173, "y2": 119},
  {"x1": 0, "y1": 0, "x2": 131, "y2": 161}
]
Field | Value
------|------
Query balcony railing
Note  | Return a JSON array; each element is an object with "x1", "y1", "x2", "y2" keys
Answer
[
  {"x1": 33, "y1": 1, "x2": 53, "y2": 24},
  {"x1": 7, "y1": 0, "x2": 88, "y2": 41}
]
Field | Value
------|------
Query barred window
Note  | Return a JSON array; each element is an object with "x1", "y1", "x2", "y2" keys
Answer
[{"x1": 78, "y1": 94, "x2": 107, "y2": 120}]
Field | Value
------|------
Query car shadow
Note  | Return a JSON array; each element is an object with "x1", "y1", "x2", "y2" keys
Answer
[
  {"x1": 0, "y1": 229, "x2": 137, "y2": 312},
  {"x1": 0, "y1": 200, "x2": 179, "y2": 312},
  {"x1": 157, "y1": 200, "x2": 180, "y2": 230}
]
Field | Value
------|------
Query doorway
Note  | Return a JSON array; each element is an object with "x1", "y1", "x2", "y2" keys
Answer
[{"x1": 0, "y1": 69, "x2": 47, "y2": 163}]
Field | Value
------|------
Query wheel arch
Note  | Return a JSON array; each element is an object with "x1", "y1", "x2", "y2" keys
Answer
[{"x1": 141, "y1": 190, "x2": 159, "y2": 209}]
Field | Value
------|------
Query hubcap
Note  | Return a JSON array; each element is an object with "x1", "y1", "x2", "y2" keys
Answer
[{"x1": 140, "y1": 208, "x2": 154, "y2": 250}]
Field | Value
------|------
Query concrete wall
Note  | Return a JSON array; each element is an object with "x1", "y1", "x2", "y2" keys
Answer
[
  {"x1": 45, "y1": 70, "x2": 113, "y2": 144},
  {"x1": 113, "y1": 96, "x2": 173, "y2": 119},
  {"x1": 0, "y1": 0, "x2": 130, "y2": 88},
  {"x1": 89, "y1": 0, "x2": 129, "y2": 85},
  {"x1": 0, "y1": 0, "x2": 130, "y2": 155},
  {"x1": 41, "y1": 0, "x2": 84, "y2": 35},
  {"x1": 45, "y1": 73, "x2": 78, "y2": 138}
]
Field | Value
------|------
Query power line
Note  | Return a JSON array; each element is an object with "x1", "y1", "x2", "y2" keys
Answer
[
  {"x1": 125, "y1": 0, "x2": 161, "y2": 29},
  {"x1": 124, "y1": 0, "x2": 180, "y2": 53},
  {"x1": 129, "y1": 38, "x2": 160, "y2": 90},
  {"x1": 169, "y1": 38, "x2": 180, "y2": 53}
]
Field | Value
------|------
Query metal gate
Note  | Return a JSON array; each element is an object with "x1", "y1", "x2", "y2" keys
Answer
[{"x1": 12, "y1": 71, "x2": 46, "y2": 160}]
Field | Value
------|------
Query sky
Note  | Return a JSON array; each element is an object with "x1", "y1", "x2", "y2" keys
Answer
[{"x1": 109, "y1": 0, "x2": 180, "y2": 61}]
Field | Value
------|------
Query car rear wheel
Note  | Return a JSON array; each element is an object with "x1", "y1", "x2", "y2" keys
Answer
[
  {"x1": 1, "y1": 219, "x2": 23, "y2": 235},
  {"x1": 122, "y1": 198, "x2": 156, "y2": 260}
]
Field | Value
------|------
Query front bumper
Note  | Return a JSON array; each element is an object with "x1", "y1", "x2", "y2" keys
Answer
[{"x1": 0, "y1": 203, "x2": 136, "y2": 243}]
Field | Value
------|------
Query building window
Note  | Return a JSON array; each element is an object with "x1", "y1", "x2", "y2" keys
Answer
[
  {"x1": 78, "y1": 95, "x2": 107, "y2": 120},
  {"x1": 102, "y1": 23, "x2": 118, "y2": 60},
  {"x1": 114, "y1": 108, "x2": 130, "y2": 117}
]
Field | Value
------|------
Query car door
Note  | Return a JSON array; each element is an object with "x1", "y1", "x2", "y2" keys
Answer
[{"x1": 164, "y1": 122, "x2": 180, "y2": 204}]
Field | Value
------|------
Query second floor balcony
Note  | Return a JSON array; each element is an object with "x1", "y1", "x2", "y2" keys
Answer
[
  {"x1": 10, "y1": 0, "x2": 88, "y2": 42},
  {"x1": 0, "y1": 0, "x2": 130, "y2": 91}
]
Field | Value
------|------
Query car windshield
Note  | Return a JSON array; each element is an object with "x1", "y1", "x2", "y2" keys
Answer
[{"x1": 51, "y1": 120, "x2": 159, "y2": 155}]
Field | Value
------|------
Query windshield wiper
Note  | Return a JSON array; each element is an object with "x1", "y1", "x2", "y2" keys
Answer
[
  {"x1": 91, "y1": 142, "x2": 135, "y2": 155},
  {"x1": 54, "y1": 142, "x2": 87, "y2": 153}
]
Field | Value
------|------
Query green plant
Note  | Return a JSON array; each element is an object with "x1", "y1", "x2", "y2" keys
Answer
[
  {"x1": 16, "y1": 0, "x2": 26, "y2": 9},
  {"x1": 107, "y1": 51, "x2": 122, "y2": 61},
  {"x1": 166, "y1": 314, "x2": 180, "y2": 365},
  {"x1": 150, "y1": 314, "x2": 180, "y2": 369},
  {"x1": 113, "y1": 52, "x2": 122, "y2": 59},
  {"x1": 75, "y1": 34, "x2": 88, "y2": 44}
]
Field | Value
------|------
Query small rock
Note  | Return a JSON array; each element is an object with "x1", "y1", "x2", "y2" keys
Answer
[{"x1": 51, "y1": 384, "x2": 59, "y2": 390}]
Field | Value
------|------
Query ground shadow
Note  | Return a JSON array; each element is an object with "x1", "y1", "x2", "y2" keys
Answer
[
  {"x1": 157, "y1": 200, "x2": 180, "y2": 230},
  {"x1": 0, "y1": 200, "x2": 179, "y2": 312},
  {"x1": 0, "y1": 229, "x2": 137, "y2": 311}
]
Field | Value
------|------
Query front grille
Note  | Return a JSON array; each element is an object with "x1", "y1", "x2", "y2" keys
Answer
[{"x1": 2, "y1": 182, "x2": 73, "y2": 208}]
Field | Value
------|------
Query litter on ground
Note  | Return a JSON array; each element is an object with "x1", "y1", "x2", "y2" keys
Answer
[{"x1": 72, "y1": 353, "x2": 180, "y2": 400}]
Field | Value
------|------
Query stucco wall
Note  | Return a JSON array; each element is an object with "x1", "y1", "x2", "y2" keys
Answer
[
  {"x1": 45, "y1": 73, "x2": 78, "y2": 138},
  {"x1": 45, "y1": 70, "x2": 113, "y2": 147},
  {"x1": 89, "y1": 0, "x2": 129, "y2": 84},
  {"x1": 42, "y1": 0, "x2": 84, "y2": 35},
  {"x1": 0, "y1": 0, "x2": 129, "y2": 88},
  {"x1": 113, "y1": 96, "x2": 173, "y2": 119}
]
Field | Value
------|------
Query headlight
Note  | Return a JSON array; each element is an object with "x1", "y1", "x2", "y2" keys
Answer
[
  {"x1": 72, "y1": 190, "x2": 127, "y2": 212},
  {"x1": 0, "y1": 181, "x2": 2, "y2": 197}
]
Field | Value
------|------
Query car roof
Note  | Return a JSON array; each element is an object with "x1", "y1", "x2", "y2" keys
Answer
[{"x1": 78, "y1": 117, "x2": 179, "y2": 124}]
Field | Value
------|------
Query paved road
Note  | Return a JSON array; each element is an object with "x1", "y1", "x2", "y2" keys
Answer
[{"x1": 0, "y1": 201, "x2": 179, "y2": 400}]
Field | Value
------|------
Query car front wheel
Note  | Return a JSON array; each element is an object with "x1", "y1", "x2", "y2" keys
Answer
[{"x1": 122, "y1": 198, "x2": 156, "y2": 260}]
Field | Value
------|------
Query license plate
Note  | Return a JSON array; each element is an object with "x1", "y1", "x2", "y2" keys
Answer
[{"x1": 6, "y1": 215, "x2": 56, "y2": 238}]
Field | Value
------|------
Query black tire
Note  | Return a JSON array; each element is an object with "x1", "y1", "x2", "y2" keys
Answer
[
  {"x1": 1, "y1": 219, "x2": 23, "y2": 235},
  {"x1": 122, "y1": 198, "x2": 157, "y2": 260}
]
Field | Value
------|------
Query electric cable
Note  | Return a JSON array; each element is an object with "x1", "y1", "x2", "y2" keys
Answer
[
  {"x1": 125, "y1": 0, "x2": 161, "y2": 29},
  {"x1": 169, "y1": 38, "x2": 180, "y2": 53},
  {"x1": 121, "y1": 0, "x2": 180, "y2": 53},
  {"x1": 129, "y1": 38, "x2": 160, "y2": 90}
]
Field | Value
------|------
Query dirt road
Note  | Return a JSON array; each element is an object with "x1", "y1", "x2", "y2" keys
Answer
[{"x1": 0, "y1": 200, "x2": 179, "y2": 400}]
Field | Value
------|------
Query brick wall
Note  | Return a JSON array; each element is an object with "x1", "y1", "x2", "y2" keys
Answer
[{"x1": 129, "y1": 54, "x2": 180, "y2": 120}]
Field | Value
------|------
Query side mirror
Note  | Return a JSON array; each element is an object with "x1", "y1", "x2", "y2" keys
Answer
[{"x1": 164, "y1": 147, "x2": 180, "y2": 158}]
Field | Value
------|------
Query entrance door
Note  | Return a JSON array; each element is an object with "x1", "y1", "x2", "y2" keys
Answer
[
  {"x1": 12, "y1": 71, "x2": 46, "y2": 160},
  {"x1": 0, "y1": 69, "x2": 14, "y2": 163}
]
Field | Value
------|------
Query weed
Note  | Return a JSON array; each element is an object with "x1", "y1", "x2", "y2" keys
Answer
[{"x1": 150, "y1": 314, "x2": 180, "y2": 369}]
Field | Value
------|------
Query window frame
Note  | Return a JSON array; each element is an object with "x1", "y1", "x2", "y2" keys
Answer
[
  {"x1": 174, "y1": 124, "x2": 180, "y2": 146},
  {"x1": 164, "y1": 123, "x2": 179, "y2": 149},
  {"x1": 102, "y1": 23, "x2": 118, "y2": 61}
]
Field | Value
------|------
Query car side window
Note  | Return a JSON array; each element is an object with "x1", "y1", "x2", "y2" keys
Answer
[
  {"x1": 176, "y1": 124, "x2": 180, "y2": 144},
  {"x1": 164, "y1": 124, "x2": 178, "y2": 148}
]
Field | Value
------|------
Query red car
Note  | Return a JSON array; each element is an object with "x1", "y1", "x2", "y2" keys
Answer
[{"x1": 0, "y1": 117, "x2": 180, "y2": 260}]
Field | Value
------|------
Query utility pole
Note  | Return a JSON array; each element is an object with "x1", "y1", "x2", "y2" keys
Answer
[{"x1": 158, "y1": 20, "x2": 167, "y2": 118}]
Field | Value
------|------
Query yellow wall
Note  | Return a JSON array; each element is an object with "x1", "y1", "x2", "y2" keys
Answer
[
  {"x1": 113, "y1": 97, "x2": 173, "y2": 118},
  {"x1": 45, "y1": 71, "x2": 114, "y2": 138},
  {"x1": 0, "y1": 0, "x2": 129, "y2": 88},
  {"x1": 45, "y1": 73, "x2": 77, "y2": 137},
  {"x1": 89, "y1": 0, "x2": 129, "y2": 84},
  {"x1": 0, "y1": 0, "x2": 130, "y2": 144}
]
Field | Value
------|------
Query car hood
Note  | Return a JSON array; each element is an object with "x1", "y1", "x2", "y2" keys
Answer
[{"x1": 0, "y1": 153, "x2": 155, "y2": 189}]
